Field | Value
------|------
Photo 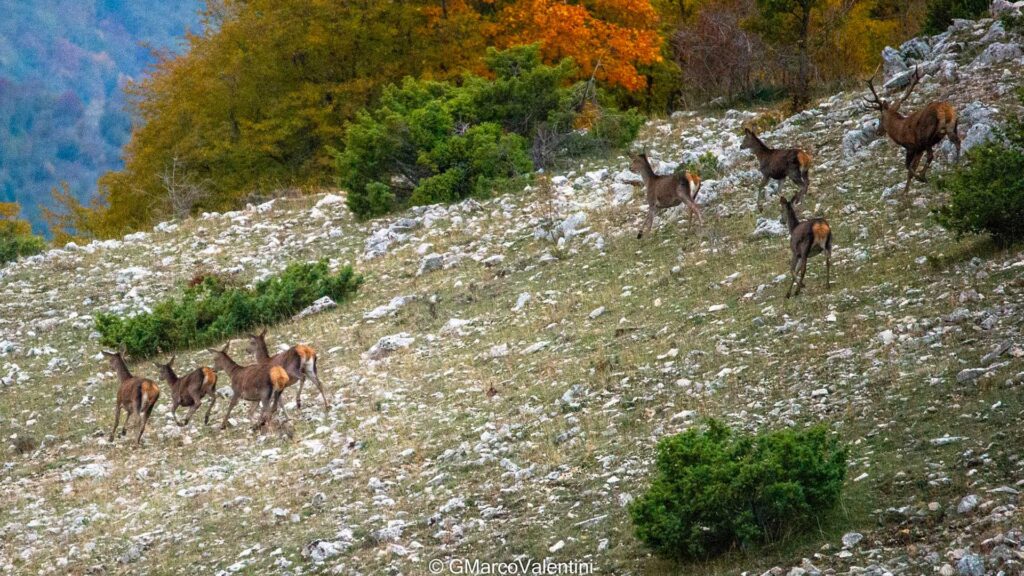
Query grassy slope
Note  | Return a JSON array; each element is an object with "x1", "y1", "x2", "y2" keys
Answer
[{"x1": 2, "y1": 19, "x2": 1024, "y2": 576}]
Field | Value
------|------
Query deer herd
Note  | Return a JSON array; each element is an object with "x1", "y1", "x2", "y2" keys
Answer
[
  {"x1": 103, "y1": 67, "x2": 961, "y2": 447},
  {"x1": 630, "y1": 66, "x2": 959, "y2": 302},
  {"x1": 103, "y1": 330, "x2": 324, "y2": 446}
]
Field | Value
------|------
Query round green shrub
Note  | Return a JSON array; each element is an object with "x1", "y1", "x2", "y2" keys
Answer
[
  {"x1": 629, "y1": 420, "x2": 847, "y2": 561},
  {"x1": 935, "y1": 95, "x2": 1024, "y2": 247}
]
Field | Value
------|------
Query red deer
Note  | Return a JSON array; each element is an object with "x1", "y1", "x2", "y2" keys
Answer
[
  {"x1": 628, "y1": 152, "x2": 703, "y2": 239},
  {"x1": 153, "y1": 356, "x2": 218, "y2": 427},
  {"x1": 248, "y1": 329, "x2": 328, "y2": 412},
  {"x1": 103, "y1": 348, "x2": 160, "y2": 446},
  {"x1": 741, "y1": 128, "x2": 812, "y2": 211},
  {"x1": 865, "y1": 67, "x2": 960, "y2": 198},
  {"x1": 207, "y1": 343, "x2": 291, "y2": 432},
  {"x1": 780, "y1": 195, "x2": 832, "y2": 298}
]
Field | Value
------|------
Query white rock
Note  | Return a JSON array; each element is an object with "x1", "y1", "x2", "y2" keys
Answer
[{"x1": 366, "y1": 333, "x2": 415, "y2": 359}]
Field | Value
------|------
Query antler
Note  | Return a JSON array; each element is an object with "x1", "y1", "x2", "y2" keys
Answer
[
  {"x1": 894, "y1": 66, "x2": 921, "y2": 109},
  {"x1": 863, "y1": 65, "x2": 884, "y2": 110}
]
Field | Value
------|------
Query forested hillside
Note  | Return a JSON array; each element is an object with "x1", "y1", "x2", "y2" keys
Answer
[
  {"x1": 0, "y1": 0, "x2": 200, "y2": 234},
  {"x1": 50, "y1": 0, "x2": 951, "y2": 240}
]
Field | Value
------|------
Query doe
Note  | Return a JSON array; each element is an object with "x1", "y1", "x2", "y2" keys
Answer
[
  {"x1": 103, "y1": 347, "x2": 161, "y2": 446},
  {"x1": 780, "y1": 195, "x2": 832, "y2": 299}
]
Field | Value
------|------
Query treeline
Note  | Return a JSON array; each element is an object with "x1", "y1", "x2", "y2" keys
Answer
[
  {"x1": 50, "y1": 0, "x2": 976, "y2": 238},
  {"x1": 0, "y1": 0, "x2": 200, "y2": 234}
]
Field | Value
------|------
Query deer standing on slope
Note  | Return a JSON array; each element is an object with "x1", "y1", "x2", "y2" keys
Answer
[
  {"x1": 207, "y1": 343, "x2": 290, "y2": 432},
  {"x1": 103, "y1": 348, "x2": 160, "y2": 446},
  {"x1": 780, "y1": 195, "x2": 832, "y2": 299},
  {"x1": 248, "y1": 329, "x2": 328, "y2": 412},
  {"x1": 154, "y1": 356, "x2": 218, "y2": 427},
  {"x1": 741, "y1": 128, "x2": 812, "y2": 212},
  {"x1": 629, "y1": 152, "x2": 703, "y2": 240},
  {"x1": 865, "y1": 67, "x2": 960, "y2": 198}
]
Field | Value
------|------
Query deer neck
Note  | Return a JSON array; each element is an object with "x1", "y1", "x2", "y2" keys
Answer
[
  {"x1": 748, "y1": 137, "x2": 771, "y2": 162},
  {"x1": 636, "y1": 158, "x2": 657, "y2": 184},
  {"x1": 109, "y1": 356, "x2": 133, "y2": 382},
  {"x1": 782, "y1": 203, "x2": 800, "y2": 232},
  {"x1": 254, "y1": 341, "x2": 271, "y2": 363}
]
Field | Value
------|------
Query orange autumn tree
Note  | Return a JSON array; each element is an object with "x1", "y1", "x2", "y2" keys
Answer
[{"x1": 488, "y1": 0, "x2": 665, "y2": 91}]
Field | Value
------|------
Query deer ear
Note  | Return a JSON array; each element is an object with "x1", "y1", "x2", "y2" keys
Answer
[
  {"x1": 206, "y1": 348, "x2": 220, "y2": 354},
  {"x1": 259, "y1": 328, "x2": 267, "y2": 338},
  {"x1": 168, "y1": 355, "x2": 175, "y2": 366},
  {"x1": 118, "y1": 343, "x2": 127, "y2": 355}
]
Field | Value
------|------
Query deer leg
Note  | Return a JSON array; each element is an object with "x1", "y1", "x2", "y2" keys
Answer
[
  {"x1": 121, "y1": 411, "x2": 133, "y2": 437},
  {"x1": 637, "y1": 205, "x2": 656, "y2": 240},
  {"x1": 795, "y1": 250, "x2": 809, "y2": 296},
  {"x1": 220, "y1": 394, "x2": 240, "y2": 430},
  {"x1": 786, "y1": 254, "x2": 800, "y2": 299},
  {"x1": 756, "y1": 175, "x2": 770, "y2": 212},
  {"x1": 826, "y1": 248, "x2": 832, "y2": 290},
  {"x1": 792, "y1": 171, "x2": 809, "y2": 206},
  {"x1": 903, "y1": 151, "x2": 922, "y2": 197},
  {"x1": 136, "y1": 402, "x2": 156, "y2": 446},
  {"x1": 204, "y1": 392, "x2": 217, "y2": 426},
  {"x1": 109, "y1": 404, "x2": 122, "y2": 442},
  {"x1": 916, "y1": 149, "x2": 934, "y2": 182},
  {"x1": 309, "y1": 366, "x2": 330, "y2": 413},
  {"x1": 681, "y1": 193, "x2": 703, "y2": 227}
]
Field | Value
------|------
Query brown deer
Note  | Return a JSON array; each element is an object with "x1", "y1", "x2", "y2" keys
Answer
[
  {"x1": 153, "y1": 356, "x2": 218, "y2": 427},
  {"x1": 865, "y1": 67, "x2": 960, "y2": 197},
  {"x1": 248, "y1": 329, "x2": 328, "y2": 412},
  {"x1": 780, "y1": 195, "x2": 832, "y2": 299},
  {"x1": 103, "y1": 347, "x2": 161, "y2": 446},
  {"x1": 207, "y1": 343, "x2": 291, "y2": 432},
  {"x1": 629, "y1": 152, "x2": 703, "y2": 240},
  {"x1": 740, "y1": 128, "x2": 812, "y2": 212}
]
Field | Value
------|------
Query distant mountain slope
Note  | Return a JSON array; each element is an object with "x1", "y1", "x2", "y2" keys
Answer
[{"x1": 0, "y1": 0, "x2": 201, "y2": 234}]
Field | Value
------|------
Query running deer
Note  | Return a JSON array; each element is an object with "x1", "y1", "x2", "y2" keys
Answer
[
  {"x1": 103, "y1": 347, "x2": 161, "y2": 446},
  {"x1": 740, "y1": 128, "x2": 812, "y2": 211},
  {"x1": 207, "y1": 343, "x2": 290, "y2": 432},
  {"x1": 628, "y1": 152, "x2": 703, "y2": 240},
  {"x1": 153, "y1": 356, "x2": 218, "y2": 427},
  {"x1": 865, "y1": 67, "x2": 960, "y2": 198},
  {"x1": 248, "y1": 329, "x2": 328, "y2": 411},
  {"x1": 780, "y1": 195, "x2": 832, "y2": 299}
]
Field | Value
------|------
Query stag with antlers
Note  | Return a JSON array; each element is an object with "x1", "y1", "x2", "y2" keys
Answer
[{"x1": 865, "y1": 67, "x2": 961, "y2": 198}]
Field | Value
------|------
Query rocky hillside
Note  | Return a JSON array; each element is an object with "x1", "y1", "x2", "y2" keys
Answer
[{"x1": 2, "y1": 9, "x2": 1024, "y2": 576}]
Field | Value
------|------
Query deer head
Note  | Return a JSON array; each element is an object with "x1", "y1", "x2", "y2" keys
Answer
[
  {"x1": 865, "y1": 66, "x2": 921, "y2": 115},
  {"x1": 740, "y1": 128, "x2": 760, "y2": 150}
]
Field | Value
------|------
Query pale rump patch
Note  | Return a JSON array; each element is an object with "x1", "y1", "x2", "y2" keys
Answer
[
  {"x1": 812, "y1": 221, "x2": 830, "y2": 246},
  {"x1": 686, "y1": 172, "x2": 701, "y2": 200},
  {"x1": 141, "y1": 380, "x2": 160, "y2": 406},
  {"x1": 295, "y1": 344, "x2": 316, "y2": 362},
  {"x1": 797, "y1": 150, "x2": 812, "y2": 170},
  {"x1": 202, "y1": 367, "x2": 217, "y2": 387},
  {"x1": 270, "y1": 366, "x2": 290, "y2": 391}
]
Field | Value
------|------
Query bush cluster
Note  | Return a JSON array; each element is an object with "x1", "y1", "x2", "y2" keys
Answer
[
  {"x1": 95, "y1": 261, "x2": 363, "y2": 358},
  {"x1": 629, "y1": 420, "x2": 847, "y2": 561},
  {"x1": 923, "y1": 0, "x2": 991, "y2": 34},
  {"x1": 935, "y1": 90, "x2": 1024, "y2": 247},
  {"x1": 336, "y1": 45, "x2": 643, "y2": 219}
]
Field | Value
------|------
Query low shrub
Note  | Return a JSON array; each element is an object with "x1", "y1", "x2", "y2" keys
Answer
[
  {"x1": 629, "y1": 420, "x2": 847, "y2": 561},
  {"x1": 922, "y1": 0, "x2": 990, "y2": 34},
  {"x1": 935, "y1": 90, "x2": 1024, "y2": 247},
  {"x1": 95, "y1": 261, "x2": 363, "y2": 358},
  {"x1": 679, "y1": 151, "x2": 723, "y2": 180},
  {"x1": 337, "y1": 45, "x2": 643, "y2": 219}
]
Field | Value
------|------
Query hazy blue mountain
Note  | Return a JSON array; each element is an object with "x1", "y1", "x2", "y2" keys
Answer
[{"x1": 0, "y1": 0, "x2": 202, "y2": 234}]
